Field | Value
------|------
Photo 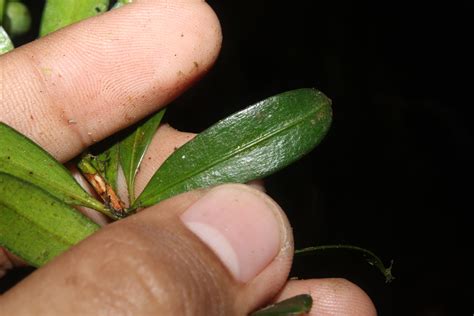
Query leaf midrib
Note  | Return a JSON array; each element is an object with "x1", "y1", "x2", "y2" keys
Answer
[
  {"x1": 0, "y1": 158, "x2": 101, "y2": 209},
  {"x1": 138, "y1": 104, "x2": 324, "y2": 205}
]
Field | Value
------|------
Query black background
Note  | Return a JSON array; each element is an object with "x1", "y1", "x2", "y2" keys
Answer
[{"x1": 4, "y1": 1, "x2": 473, "y2": 315}]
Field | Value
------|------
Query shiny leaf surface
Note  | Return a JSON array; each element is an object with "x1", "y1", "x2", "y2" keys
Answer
[{"x1": 134, "y1": 88, "x2": 332, "y2": 208}]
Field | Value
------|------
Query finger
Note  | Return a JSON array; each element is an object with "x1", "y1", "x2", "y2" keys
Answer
[
  {"x1": 0, "y1": 248, "x2": 25, "y2": 279},
  {"x1": 0, "y1": 0, "x2": 222, "y2": 161},
  {"x1": 273, "y1": 279, "x2": 377, "y2": 316},
  {"x1": 0, "y1": 184, "x2": 293, "y2": 315},
  {"x1": 0, "y1": 249, "x2": 14, "y2": 278}
]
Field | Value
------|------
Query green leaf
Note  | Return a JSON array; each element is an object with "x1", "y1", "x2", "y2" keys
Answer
[
  {"x1": 0, "y1": 172, "x2": 100, "y2": 267},
  {"x1": 0, "y1": 0, "x2": 5, "y2": 25},
  {"x1": 134, "y1": 88, "x2": 332, "y2": 209},
  {"x1": 0, "y1": 123, "x2": 106, "y2": 212},
  {"x1": 112, "y1": 0, "x2": 132, "y2": 9},
  {"x1": 120, "y1": 109, "x2": 165, "y2": 204},
  {"x1": 0, "y1": 25, "x2": 14, "y2": 54},
  {"x1": 40, "y1": 0, "x2": 110, "y2": 36},
  {"x1": 295, "y1": 244, "x2": 395, "y2": 283},
  {"x1": 96, "y1": 143, "x2": 120, "y2": 191},
  {"x1": 3, "y1": 1, "x2": 31, "y2": 38},
  {"x1": 250, "y1": 294, "x2": 313, "y2": 316}
]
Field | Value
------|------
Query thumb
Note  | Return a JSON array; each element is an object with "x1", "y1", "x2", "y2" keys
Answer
[{"x1": 0, "y1": 184, "x2": 293, "y2": 315}]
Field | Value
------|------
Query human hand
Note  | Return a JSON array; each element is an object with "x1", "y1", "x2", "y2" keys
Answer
[{"x1": 0, "y1": 1, "x2": 376, "y2": 314}]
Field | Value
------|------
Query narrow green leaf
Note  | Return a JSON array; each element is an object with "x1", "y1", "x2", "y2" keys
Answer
[
  {"x1": 112, "y1": 0, "x2": 132, "y2": 9},
  {"x1": 134, "y1": 88, "x2": 332, "y2": 209},
  {"x1": 250, "y1": 294, "x2": 313, "y2": 316},
  {"x1": 120, "y1": 109, "x2": 165, "y2": 204},
  {"x1": 0, "y1": 173, "x2": 100, "y2": 267},
  {"x1": 295, "y1": 245, "x2": 395, "y2": 283},
  {"x1": 40, "y1": 0, "x2": 110, "y2": 36},
  {"x1": 0, "y1": 26, "x2": 14, "y2": 54},
  {"x1": 0, "y1": 123, "x2": 106, "y2": 212},
  {"x1": 97, "y1": 143, "x2": 120, "y2": 191}
]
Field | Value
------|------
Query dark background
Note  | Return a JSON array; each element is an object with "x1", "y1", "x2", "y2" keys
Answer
[{"x1": 4, "y1": 1, "x2": 473, "y2": 315}]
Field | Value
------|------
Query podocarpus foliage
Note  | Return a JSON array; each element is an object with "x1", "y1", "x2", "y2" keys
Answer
[{"x1": 0, "y1": 2, "x2": 393, "y2": 315}]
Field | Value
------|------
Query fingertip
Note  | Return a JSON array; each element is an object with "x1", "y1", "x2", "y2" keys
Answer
[
  {"x1": 274, "y1": 278, "x2": 377, "y2": 316},
  {"x1": 180, "y1": 184, "x2": 284, "y2": 283},
  {"x1": 1, "y1": 0, "x2": 222, "y2": 161}
]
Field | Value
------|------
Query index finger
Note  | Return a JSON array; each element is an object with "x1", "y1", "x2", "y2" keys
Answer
[{"x1": 0, "y1": 0, "x2": 221, "y2": 162}]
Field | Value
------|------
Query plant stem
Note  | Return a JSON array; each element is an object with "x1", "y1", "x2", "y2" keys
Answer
[
  {"x1": 295, "y1": 244, "x2": 395, "y2": 283},
  {"x1": 78, "y1": 157, "x2": 126, "y2": 220}
]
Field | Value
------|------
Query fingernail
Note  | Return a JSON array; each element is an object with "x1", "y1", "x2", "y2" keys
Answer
[{"x1": 181, "y1": 184, "x2": 281, "y2": 283}]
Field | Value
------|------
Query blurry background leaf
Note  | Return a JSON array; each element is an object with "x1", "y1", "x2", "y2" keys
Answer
[
  {"x1": 2, "y1": 0, "x2": 31, "y2": 38},
  {"x1": 134, "y1": 89, "x2": 332, "y2": 208},
  {"x1": 250, "y1": 294, "x2": 312, "y2": 316},
  {"x1": 0, "y1": 0, "x2": 6, "y2": 25},
  {"x1": 0, "y1": 123, "x2": 105, "y2": 212},
  {"x1": 0, "y1": 172, "x2": 99, "y2": 267},
  {"x1": 40, "y1": 0, "x2": 109, "y2": 36},
  {"x1": 120, "y1": 109, "x2": 165, "y2": 204}
]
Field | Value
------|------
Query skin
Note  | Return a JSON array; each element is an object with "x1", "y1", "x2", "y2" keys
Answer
[{"x1": 0, "y1": 0, "x2": 377, "y2": 315}]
